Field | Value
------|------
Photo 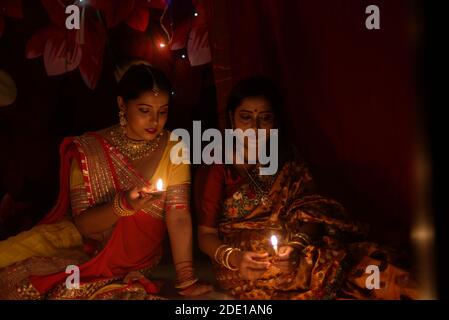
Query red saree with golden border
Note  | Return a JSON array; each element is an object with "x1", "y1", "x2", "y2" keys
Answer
[{"x1": 0, "y1": 132, "x2": 184, "y2": 299}]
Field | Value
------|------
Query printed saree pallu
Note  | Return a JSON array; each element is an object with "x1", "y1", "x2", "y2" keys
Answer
[{"x1": 209, "y1": 160, "x2": 419, "y2": 300}]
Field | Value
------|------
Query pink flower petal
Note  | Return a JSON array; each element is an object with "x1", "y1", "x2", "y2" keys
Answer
[
  {"x1": 79, "y1": 19, "x2": 106, "y2": 89},
  {"x1": 79, "y1": 55, "x2": 103, "y2": 89},
  {"x1": 170, "y1": 18, "x2": 191, "y2": 51},
  {"x1": 186, "y1": 1, "x2": 211, "y2": 66},
  {"x1": 25, "y1": 26, "x2": 56, "y2": 59},
  {"x1": 43, "y1": 33, "x2": 82, "y2": 76},
  {"x1": 79, "y1": 57, "x2": 103, "y2": 90},
  {"x1": 187, "y1": 26, "x2": 211, "y2": 66}
]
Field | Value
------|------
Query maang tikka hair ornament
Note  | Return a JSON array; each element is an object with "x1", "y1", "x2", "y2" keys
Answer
[{"x1": 146, "y1": 67, "x2": 160, "y2": 96}]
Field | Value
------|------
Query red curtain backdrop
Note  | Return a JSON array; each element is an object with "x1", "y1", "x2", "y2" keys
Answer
[{"x1": 206, "y1": 0, "x2": 420, "y2": 248}]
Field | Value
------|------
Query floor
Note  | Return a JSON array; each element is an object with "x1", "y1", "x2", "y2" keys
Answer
[{"x1": 150, "y1": 254, "x2": 235, "y2": 300}]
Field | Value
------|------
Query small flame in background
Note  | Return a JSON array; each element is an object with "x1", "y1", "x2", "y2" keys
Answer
[{"x1": 156, "y1": 178, "x2": 164, "y2": 191}]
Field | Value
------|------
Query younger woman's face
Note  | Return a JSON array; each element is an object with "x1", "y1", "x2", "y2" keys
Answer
[{"x1": 118, "y1": 90, "x2": 169, "y2": 141}]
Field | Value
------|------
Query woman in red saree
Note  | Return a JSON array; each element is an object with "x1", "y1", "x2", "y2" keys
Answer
[
  {"x1": 0, "y1": 64, "x2": 211, "y2": 299},
  {"x1": 196, "y1": 77, "x2": 419, "y2": 300}
]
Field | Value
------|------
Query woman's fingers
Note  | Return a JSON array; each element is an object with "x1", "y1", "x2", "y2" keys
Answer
[
  {"x1": 274, "y1": 260, "x2": 291, "y2": 269},
  {"x1": 138, "y1": 186, "x2": 152, "y2": 194},
  {"x1": 127, "y1": 187, "x2": 140, "y2": 200},
  {"x1": 278, "y1": 246, "x2": 289, "y2": 255},
  {"x1": 129, "y1": 185, "x2": 153, "y2": 200},
  {"x1": 129, "y1": 191, "x2": 164, "y2": 211},
  {"x1": 248, "y1": 252, "x2": 269, "y2": 260},
  {"x1": 141, "y1": 192, "x2": 163, "y2": 204},
  {"x1": 242, "y1": 251, "x2": 269, "y2": 269},
  {"x1": 276, "y1": 246, "x2": 293, "y2": 260},
  {"x1": 246, "y1": 260, "x2": 270, "y2": 269}
]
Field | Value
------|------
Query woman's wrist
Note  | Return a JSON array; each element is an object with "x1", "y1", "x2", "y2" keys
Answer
[
  {"x1": 287, "y1": 230, "x2": 312, "y2": 247},
  {"x1": 112, "y1": 192, "x2": 135, "y2": 217},
  {"x1": 121, "y1": 191, "x2": 135, "y2": 211},
  {"x1": 174, "y1": 260, "x2": 198, "y2": 289},
  {"x1": 228, "y1": 249, "x2": 242, "y2": 269},
  {"x1": 213, "y1": 245, "x2": 241, "y2": 271}
]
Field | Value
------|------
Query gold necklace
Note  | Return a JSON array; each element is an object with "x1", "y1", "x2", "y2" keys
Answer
[
  {"x1": 242, "y1": 165, "x2": 275, "y2": 208},
  {"x1": 110, "y1": 126, "x2": 163, "y2": 161}
]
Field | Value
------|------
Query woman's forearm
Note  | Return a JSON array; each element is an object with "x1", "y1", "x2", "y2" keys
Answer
[
  {"x1": 166, "y1": 210, "x2": 194, "y2": 265},
  {"x1": 74, "y1": 201, "x2": 119, "y2": 237},
  {"x1": 198, "y1": 227, "x2": 242, "y2": 268},
  {"x1": 198, "y1": 232, "x2": 223, "y2": 259}
]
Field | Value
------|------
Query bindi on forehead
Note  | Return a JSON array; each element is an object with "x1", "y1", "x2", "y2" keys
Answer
[
  {"x1": 239, "y1": 108, "x2": 274, "y2": 115},
  {"x1": 239, "y1": 103, "x2": 271, "y2": 114}
]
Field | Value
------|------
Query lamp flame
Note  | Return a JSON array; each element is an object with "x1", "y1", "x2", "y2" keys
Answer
[{"x1": 156, "y1": 179, "x2": 164, "y2": 191}]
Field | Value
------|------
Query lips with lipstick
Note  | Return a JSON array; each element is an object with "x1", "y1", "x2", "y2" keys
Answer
[{"x1": 145, "y1": 128, "x2": 157, "y2": 134}]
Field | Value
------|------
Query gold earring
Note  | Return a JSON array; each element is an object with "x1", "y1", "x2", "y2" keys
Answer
[{"x1": 119, "y1": 110, "x2": 127, "y2": 127}]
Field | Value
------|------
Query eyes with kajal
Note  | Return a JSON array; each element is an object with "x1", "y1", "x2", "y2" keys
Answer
[
  {"x1": 138, "y1": 107, "x2": 168, "y2": 116},
  {"x1": 238, "y1": 111, "x2": 274, "y2": 126}
]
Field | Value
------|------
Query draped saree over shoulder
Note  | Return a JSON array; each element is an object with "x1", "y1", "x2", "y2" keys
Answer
[
  {"x1": 196, "y1": 160, "x2": 419, "y2": 300},
  {"x1": 0, "y1": 130, "x2": 189, "y2": 299}
]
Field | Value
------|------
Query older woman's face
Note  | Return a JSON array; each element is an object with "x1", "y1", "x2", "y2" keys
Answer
[
  {"x1": 233, "y1": 96, "x2": 276, "y2": 131},
  {"x1": 232, "y1": 96, "x2": 276, "y2": 162},
  {"x1": 118, "y1": 90, "x2": 169, "y2": 141}
]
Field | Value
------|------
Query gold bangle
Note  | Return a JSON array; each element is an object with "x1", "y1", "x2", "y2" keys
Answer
[
  {"x1": 291, "y1": 232, "x2": 311, "y2": 246},
  {"x1": 223, "y1": 249, "x2": 234, "y2": 270},
  {"x1": 220, "y1": 247, "x2": 233, "y2": 266},
  {"x1": 113, "y1": 193, "x2": 135, "y2": 217},
  {"x1": 287, "y1": 241, "x2": 307, "y2": 249},
  {"x1": 224, "y1": 248, "x2": 241, "y2": 271},
  {"x1": 175, "y1": 278, "x2": 199, "y2": 289},
  {"x1": 219, "y1": 247, "x2": 231, "y2": 264},
  {"x1": 214, "y1": 245, "x2": 228, "y2": 264}
]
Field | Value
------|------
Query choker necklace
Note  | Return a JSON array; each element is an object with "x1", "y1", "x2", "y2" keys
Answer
[{"x1": 110, "y1": 126, "x2": 163, "y2": 161}]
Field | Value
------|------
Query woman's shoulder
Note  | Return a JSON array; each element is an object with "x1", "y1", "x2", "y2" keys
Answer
[
  {"x1": 71, "y1": 126, "x2": 113, "y2": 143},
  {"x1": 95, "y1": 126, "x2": 115, "y2": 139},
  {"x1": 164, "y1": 130, "x2": 178, "y2": 147},
  {"x1": 275, "y1": 154, "x2": 315, "y2": 186},
  {"x1": 165, "y1": 129, "x2": 190, "y2": 149},
  {"x1": 63, "y1": 126, "x2": 115, "y2": 154}
]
